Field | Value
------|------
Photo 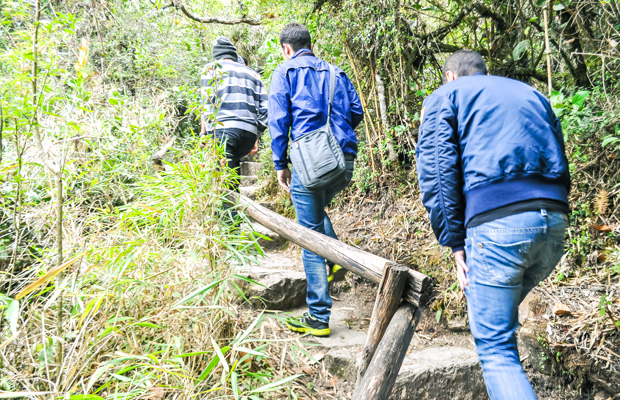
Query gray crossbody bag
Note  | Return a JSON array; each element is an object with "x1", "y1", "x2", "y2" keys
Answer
[{"x1": 289, "y1": 63, "x2": 346, "y2": 191}]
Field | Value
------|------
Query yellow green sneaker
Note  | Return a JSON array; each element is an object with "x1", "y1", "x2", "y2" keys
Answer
[
  {"x1": 285, "y1": 312, "x2": 330, "y2": 337},
  {"x1": 327, "y1": 263, "x2": 346, "y2": 283}
]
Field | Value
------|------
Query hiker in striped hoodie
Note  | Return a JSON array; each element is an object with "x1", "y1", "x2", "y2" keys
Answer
[{"x1": 201, "y1": 36, "x2": 268, "y2": 191}]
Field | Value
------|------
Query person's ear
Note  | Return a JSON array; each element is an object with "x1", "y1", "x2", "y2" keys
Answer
[
  {"x1": 446, "y1": 71, "x2": 458, "y2": 82},
  {"x1": 282, "y1": 43, "x2": 293, "y2": 60}
]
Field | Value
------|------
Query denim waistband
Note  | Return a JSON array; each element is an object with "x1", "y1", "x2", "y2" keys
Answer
[{"x1": 467, "y1": 208, "x2": 567, "y2": 236}]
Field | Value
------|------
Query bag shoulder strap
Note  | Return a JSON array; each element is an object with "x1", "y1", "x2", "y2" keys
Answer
[{"x1": 327, "y1": 63, "x2": 336, "y2": 125}]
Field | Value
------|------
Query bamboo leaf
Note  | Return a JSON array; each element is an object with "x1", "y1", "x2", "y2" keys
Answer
[
  {"x1": 86, "y1": 365, "x2": 112, "y2": 393},
  {"x1": 233, "y1": 312, "x2": 263, "y2": 345},
  {"x1": 233, "y1": 346, "x2": 267, "y2": 358},
  {"x1": 15, "y1": 253, "x2": 85, "y2": 300},
  {"x1": 248, "y1": 374, "x2": 303, "y2": 394},
  {"x1": 513, "y1": 40, "x2": 528, "y2": 61},
  {"x1": 231, "y1": 372, "x2": 240, "y2": 400},
  {"x1": 0, "y1": 392, "x2": 53, "y2": 398},
  {"x1": 0, "y1": 296, "x2": 19, "y2": 335},
  {"x1": 602, "y1": 136, "x2": 619, "y2": 147},
  {"x1": 171, "y1": 278, "x2": 225, "y2": 309},
  {"x1": 211, "y1": 337, "x2": 230, "y2": 373}
]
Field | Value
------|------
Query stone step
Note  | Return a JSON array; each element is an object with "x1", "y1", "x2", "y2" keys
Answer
[
  {"x1": 286, "y1": 305, "x2": 369, "y2": 350},
  {"x1": 240, "y1": 185, "x2": 260, "y2": 200},
  {"x1": 391, "y1": 347, "x2": 486, "y2": 400},
  {"x1": 241, "y1": 153, "x2": 259, "y2": 162},
  {"x1": 281, "y1": 303, "x2": 485, "y2": 399},
  {"x1": 240, "y1": 161, "x2": 262, "y2": 177},
  {"x1": 234, "y1": 266, "x2": 307, "y2": 310},
  {"x1": 240, "y1": 175, "x2": 258, "y2": 187},
  {"x1": 320, "y1": 346, "x2": 485, "y2": 399}
]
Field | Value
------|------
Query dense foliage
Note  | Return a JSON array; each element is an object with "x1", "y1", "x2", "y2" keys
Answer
[{"x1": 1, "y1": 0, "x2": 619, "y2": 398}]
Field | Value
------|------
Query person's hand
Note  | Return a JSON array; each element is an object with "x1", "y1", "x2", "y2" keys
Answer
[
  {"x1": 277, "y1": 168, "x2": 291, "y2": 193},
  {"x1": 454, "y1": 249, "x2": 469, "y2": 291},
  {"x1": 249, "y1": 139, "x2": 259, "y2": 155}
]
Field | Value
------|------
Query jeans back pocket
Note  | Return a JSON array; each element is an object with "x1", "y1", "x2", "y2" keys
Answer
[{"x1": 479, "y1": 240, "x2": 532, "y2": 286}]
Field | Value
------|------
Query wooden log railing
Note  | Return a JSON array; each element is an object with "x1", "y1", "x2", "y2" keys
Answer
[
  {"x1": 235, "y1": 193, "x2": 433, "y2": 399},
  {"x1": 235, "y1": 194, "x2": 432, "y2": 307}
]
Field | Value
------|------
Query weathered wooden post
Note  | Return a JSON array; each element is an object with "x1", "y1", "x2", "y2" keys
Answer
[
  {"x1": 353, "y1": 304, "x2": 422, "y2": 400},
  {"x1": 356, "y1": 264, "x2": 410, "y2": 385}
]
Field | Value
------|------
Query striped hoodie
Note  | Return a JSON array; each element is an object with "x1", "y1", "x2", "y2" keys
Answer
[{"x1": 201, "y1": 60, "x2": 268, "y2": 136}]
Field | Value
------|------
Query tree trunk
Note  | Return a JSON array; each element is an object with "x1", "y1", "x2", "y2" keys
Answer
[
  {"x1": 558, "y1": 7, "x2": 589, "y2": 86},
  {"x1": 375, "y1": 73, "x2": 398, "y2": 164}
]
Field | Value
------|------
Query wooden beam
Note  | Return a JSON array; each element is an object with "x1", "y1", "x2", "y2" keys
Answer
[
  {"x1": 151, "y1": 136, "x2": 177, "y2": 166},
  {"x1": 356, "y1": 264, "x2": 409, "y2": 387},
  {"x1": 353, "y1": 304, "x2": 421, "y2": 400},
  {"x1": 234, "y1": 194, "x2": 432, "y2": 307}
]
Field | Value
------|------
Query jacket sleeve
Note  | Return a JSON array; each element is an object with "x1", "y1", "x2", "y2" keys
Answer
[
  {"x1": 268, "y1": 68, "x2": 292, "y2": 171},
  {"x1": 416, "y1": 93, "x2": 466, "y2": 252},
  {"x1": 551, "y1": 109, "x2": 571, "y2": 195},
  {"x1": 345, "y1": 73, "x2": 364, "y2": 129},
  {"x1": 256, "y1": 78, "x2": 269, "y2": 135}
]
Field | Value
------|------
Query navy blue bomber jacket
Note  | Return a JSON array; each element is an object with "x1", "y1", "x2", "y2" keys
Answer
[{"x1": 416, "y1": 74, "x2": 570, "y2": 252}]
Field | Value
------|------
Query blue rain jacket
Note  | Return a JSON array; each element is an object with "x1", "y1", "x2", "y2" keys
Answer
[
  {"x1": 416, "y1": 74, "x2": 570, "y2": 251},
  {"x1": 268, "y1": 49, "x2": 364, "y2": 170}
]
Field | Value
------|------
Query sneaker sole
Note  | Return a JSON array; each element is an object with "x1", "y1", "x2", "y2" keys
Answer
[{"x1": 285, "y1": 322, "x2": 331, "y2": 337}]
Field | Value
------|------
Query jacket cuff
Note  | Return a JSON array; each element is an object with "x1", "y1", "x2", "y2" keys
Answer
[
  {"x1": 274, "y1": 161, "x2": 289, "y2": 171},
  {"x1": 451, "y1": 246, "x2": 465, "y2": 253}
]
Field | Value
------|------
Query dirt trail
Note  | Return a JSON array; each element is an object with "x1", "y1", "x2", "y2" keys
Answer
[{"x1": 236, "y1": 158, "x2": 598, "y2": 400}]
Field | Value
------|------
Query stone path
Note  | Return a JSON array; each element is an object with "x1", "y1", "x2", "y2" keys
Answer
[{"x1": 235, "y1": 157, "x2": 488, "y2": 399}]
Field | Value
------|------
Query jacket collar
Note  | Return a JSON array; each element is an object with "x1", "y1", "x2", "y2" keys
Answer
[{"x1": 292, "y1": 48, "x2": 314, "y2": 59}]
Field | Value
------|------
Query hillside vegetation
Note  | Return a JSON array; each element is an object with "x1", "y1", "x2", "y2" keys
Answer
[{"x1": 1, "y1": 0, "x2": 619, "y2": 398}]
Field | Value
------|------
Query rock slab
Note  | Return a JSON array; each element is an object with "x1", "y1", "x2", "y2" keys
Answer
[
  {"x1": 391, "y1": 346, "x2": 487, "y2": 400},
  {"x1": 235, "y1": 267, "x2": 306, "y2": 310}
]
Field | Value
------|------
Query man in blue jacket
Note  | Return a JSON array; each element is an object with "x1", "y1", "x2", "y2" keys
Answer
[
  {"x1": 416, "y1": 50, "x2": 570, "y2": 399},
  {"x1": 268, "y1": 23, "x2": 364, "y2": 337}
]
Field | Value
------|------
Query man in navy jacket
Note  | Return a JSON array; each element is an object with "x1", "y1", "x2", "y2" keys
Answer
[
  {"x1": 268, "y1": 23, "x2": 364, "y2": 337},
  {"x1": 416, "y1": 50, "x2": 570, "y2": 399}
]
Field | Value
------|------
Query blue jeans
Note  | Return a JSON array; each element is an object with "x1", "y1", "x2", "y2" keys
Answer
[
  {"x1": 464, "y1": 209, "x2": 567, "y2": 400},
  {"x1": 289, "y1": 155, "x2": 355, "y2": 324}
]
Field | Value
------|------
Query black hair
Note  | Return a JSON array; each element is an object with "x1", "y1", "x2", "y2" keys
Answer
[
  {"x1": 279, "y1": 23, "x2": 312, "y2": 52},
  {"x1": 443, "y1": 50, "x2": 487, "y2": 83}
]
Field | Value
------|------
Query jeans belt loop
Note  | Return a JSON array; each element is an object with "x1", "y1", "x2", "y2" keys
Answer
[{"x1": 541, "y1": 208, "x2": 548, "y2": 217}]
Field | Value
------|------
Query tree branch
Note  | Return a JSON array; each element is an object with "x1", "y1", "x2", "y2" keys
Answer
[
  {"x1": 171, "y1": 0, "x2": 262, "y2": 25},
  {"x1": 418, "y1": 2, "x2": 508, "y2": 43}
]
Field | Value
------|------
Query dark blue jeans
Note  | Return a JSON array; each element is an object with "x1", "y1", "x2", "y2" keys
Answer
[
  {"x1": 289, "y1": 155, "x2": 355, "y2": 324},
  {"x1": 464, "y1": 209, "x2": 567, "y2": 399}
]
